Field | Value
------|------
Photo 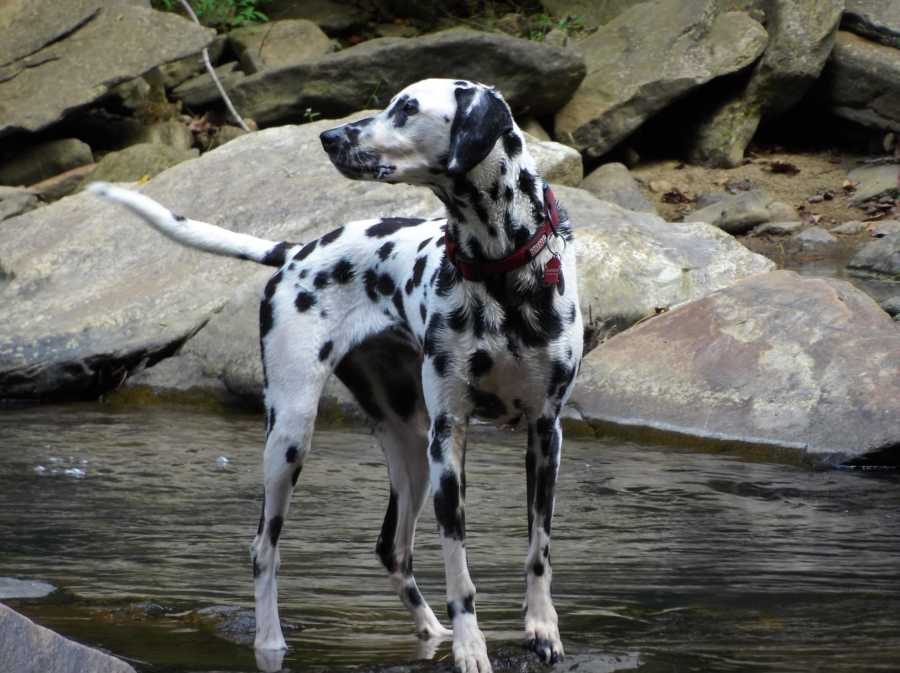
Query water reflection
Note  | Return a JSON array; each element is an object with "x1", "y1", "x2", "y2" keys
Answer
[{"x1": 0, "y1": 405, "x2": 898, "y2": 673}]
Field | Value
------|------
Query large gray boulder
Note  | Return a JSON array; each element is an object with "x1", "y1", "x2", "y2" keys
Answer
[
  {"x1": 688, "y1": 0, "x2": 844, "y2": 168},
  {"x1": 228, "y1": 19, "x2": 335, "y2": 74},
  {"x1": 0, "y1": 116, "x2": 440, "y2": 400},
  {"x1": 554, "y1": 2, "x2": 768, "y2": 159},
  {"x1": 818, "y1": 31, "x2": 900, "y2": 132},
  {"x1": 0, "y1": 603, "x2": 136, "y2": 673},
  {"x1": 570, "y1": 271, "x2": 900, "y2": 465},
  {"x1": 221, "y1": 28, "x2": 586, "y2": 126},
  {"x1": 561, "y1": 186, "x2": 774, "y2": 337},
  {"x1": 843, "y1": 0, "x2": 900, "y2": 48},
  {"x1": 0, "y1": 0, "x2": 214, "y2": 138},
  {"x1": 130, "y1": 184, "x2": 772, "y2": 408}
]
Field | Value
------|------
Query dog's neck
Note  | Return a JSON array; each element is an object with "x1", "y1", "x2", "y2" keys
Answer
[{"x1": 430, "y1": 128, "x2": 551, "y2": 262}]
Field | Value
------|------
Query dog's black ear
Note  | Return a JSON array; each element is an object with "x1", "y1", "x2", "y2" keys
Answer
[{"x1": 447, "y1": 86, "x2": 513, "y2": 176}]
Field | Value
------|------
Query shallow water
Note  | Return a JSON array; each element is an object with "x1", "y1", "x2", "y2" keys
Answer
[{"x1": 1, "y1": 405, "x2": 899, "y2": 672}]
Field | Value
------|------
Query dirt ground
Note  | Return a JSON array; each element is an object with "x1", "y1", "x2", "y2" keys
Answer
[{"x1": 630, "y1": 147, "x2": 882, "y2": 226}]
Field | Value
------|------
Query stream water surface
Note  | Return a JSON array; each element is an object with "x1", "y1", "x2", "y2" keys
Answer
[{"x1": 1, "y1": 405, "x2": 898, "y2": 673}]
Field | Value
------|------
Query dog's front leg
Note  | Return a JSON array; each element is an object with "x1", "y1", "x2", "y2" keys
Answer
[
  {"x1": 427, "y1": 411, "x2": 491, "y2": 673},
  {"x1": 524, "y1": 413, "x2": 564, "y2": 663}
]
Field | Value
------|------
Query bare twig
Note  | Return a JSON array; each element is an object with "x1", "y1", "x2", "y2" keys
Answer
[{"x1": 176, "y1": 0, "x2": 251, "y2": 132}]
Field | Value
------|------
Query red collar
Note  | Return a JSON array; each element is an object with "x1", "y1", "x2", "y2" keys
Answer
[{"x1": 444, "y1": 185, "x2": 562, "y2": 282}]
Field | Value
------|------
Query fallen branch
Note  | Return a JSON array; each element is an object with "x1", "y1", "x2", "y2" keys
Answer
[{"x1": 176, "y1": 0, "x2": 251, "y2": 132}]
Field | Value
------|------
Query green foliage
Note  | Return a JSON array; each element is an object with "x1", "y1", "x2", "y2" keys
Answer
[
  {"x1": 152, "y1": 0, "x2": 269, "y2": 29},
  {"x1": 527, "y1": 13, "x2": 585, "y2": 41}
]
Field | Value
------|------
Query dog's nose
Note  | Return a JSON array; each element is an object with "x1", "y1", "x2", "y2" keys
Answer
[{"x1": 320, "y1": 129, "x2": 343, "y2": 153}]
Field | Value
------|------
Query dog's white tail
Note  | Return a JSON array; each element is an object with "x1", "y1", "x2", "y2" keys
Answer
[{"x1": 88, "y1": 182, "x2": 295, "y2": 267}]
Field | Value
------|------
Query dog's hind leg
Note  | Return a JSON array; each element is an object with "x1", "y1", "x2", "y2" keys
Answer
[
  {"x1": 335, "y1": 330, "x2": 452, "y2": 640},
  {"x1": 376, "y1": 418, "x2": 452, "y2": 640},
  {"x1": 252, "y1": 275, "x2": 333, "y2": 651}
]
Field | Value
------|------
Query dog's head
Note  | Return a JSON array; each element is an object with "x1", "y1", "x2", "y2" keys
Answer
[{"x1": 320, "y1": 79, "x2": 514, "y2": 184}]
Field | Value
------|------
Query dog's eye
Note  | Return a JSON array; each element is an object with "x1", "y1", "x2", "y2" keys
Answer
[{"x1": 403, "y1": 99, "x2": 419, "y2": 116}]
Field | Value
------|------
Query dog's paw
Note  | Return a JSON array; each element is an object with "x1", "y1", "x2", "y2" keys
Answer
[
  {"x1": 525, "y1": 619, "x2": 564, "y2": 664},
  {"x1": 453, "y1": 624, "x2": 491, "y2": 673}
]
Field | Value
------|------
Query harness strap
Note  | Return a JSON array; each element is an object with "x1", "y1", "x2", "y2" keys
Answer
[{"x1": 444, "y1": 185, "x2": 561, "y2": 282}]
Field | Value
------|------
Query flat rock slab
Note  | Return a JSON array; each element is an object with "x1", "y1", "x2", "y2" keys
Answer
[
  {"x1": 0, "y1": 0, "x2": 214, "y2": 137},
  {"x1": 0, "y1": 603, "x2": 136, "y2": 673},
  {"x1": 555, "y1": 2, "x2": 768, "y2": 158},
  {"x1": 843, "y1": 0, "x2": 900, "y2": 48},
  {"x1": 225, "y1": 28, "x2": 585, "y2": 125},
  {"x1": 570, "y1": 271, "x2": 900, "y2": 465}
]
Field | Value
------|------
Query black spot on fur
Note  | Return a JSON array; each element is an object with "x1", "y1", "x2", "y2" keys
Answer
[
  {"x1": 267, "y1": 407, "x2": 277, "y2": 437},
  {"x1": 366, "y1": 218, "x2": 424, "y2": 238},
  {"x1": 435, "y1": 235, "x2": 446, "y2": 247},
  {"x1": 462, "y1": 594, "x2": 475, "y2": 614},
  {"x1": 471, "y1": 297, "x2": 487, "y2": 338},
  {"x1": 435, "y1": 257, "x2": 460, "y2": 296},
  {"x1": 411, "y1": 256, "x2": 428, "y2": 290},
  {"x1": 447, "y1": 602, "x2": 457, "y2": 621},
  {"x1": 547, "y1": 361, "x2": 570, "y2": 398},
  {"x1": 503, "y1": 132, "x2": 522, "y2": 158},
  {"x1": 294, "y1": 240, "x2": 317, "y2": 261},
  {"x1": 434, "y1": 471, "x2": 465, "y2": 540},
  {"x1": 332, "y1": 258, "x2": 355, "y2": 284},
  {"x1": 469, "y1": 350, "x2": 493, "y2": 378},
  {"x1": 419, "y1": 303, "x2": 427, "y2": 322},
  {"x1": 319, "y1": 340, "x2": 334, "y2": 361},
  {"x1": 291, "y1": 466, "x2": 302, "y2": 486},
  {"x1": 377, "y1": 273, "x2": 395, "y2": 296},
  {"x1": 269, "y1": 515, "x2": 284, "y2": 546},
  {"x1": 285, "y1": 446, "x2": 299, "y2": 463},
  {"x1": 423, "y1": 313, "x2": 444, "y2": 355},
  {"x1": 518, "y1": 169, "x2": 544, "y2": 223},
  {"x1": 417, "y1": 237, "x2": 432, "y2": 252},
  {"x1": 320, "y1": 226, "x2": 343, "y2": 246},
  {"x1": 488, "y1": 180, "x2": 500, "y2": 201},
  {"x1": 252, "y1": 558, "x2": 261, "y2": 578},
  {"x1": 363, "y1": 269, "x2": 379, "y2": 301},
  {"x1": 260, "y1": 270, "x2": 282, "y2": 337},
  {"x1": 262, "y1": 241, "x2": 290, "y2": 267},
  {"x1": 429, "y1": 413, "x2": 450, "y2": 462},
  {"x1": 313, "y1": 271, "x2": 330, "y2": 289},
  {"x1": 391, "y1": 289, "x2": 407, "y2": 322},
  {"x1": 406, "y1": 585, "x2": 423, "y2": 607},
  {"x1": 387, "y1": 95, "x2": 419, "y2": 127},
  {"x1": 377, "y1": 241, "x2": 395, "y2": 261},
  {"x1": 376, "y1": 489, "x2": 399, "y2": 573},
  {"x1": 568, "y1": 302, "x2": 578, "y2": 324},
  {"x1": 433, "y1": 353, "x2": 450, "y2": 377},
  {"x1": 469, "y1": 386, "x2": 506, "y2": 419},
  {"x1": 532, "y1": 561, "x2": 545, "y2": 576},
  {"x1": 295, "y1": 291, "x2": 316, "y2": 312},
  {"x1": 173, "y1": 213, "x2": 187, "y2": 222},
  {"x1": 447, "y1": 306, "x2": 468, "y2": 332}
]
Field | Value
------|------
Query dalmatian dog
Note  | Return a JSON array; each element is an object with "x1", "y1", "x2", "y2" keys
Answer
[{"x1": 90, "y1": 78, "x2": 582, "y2": 673}]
